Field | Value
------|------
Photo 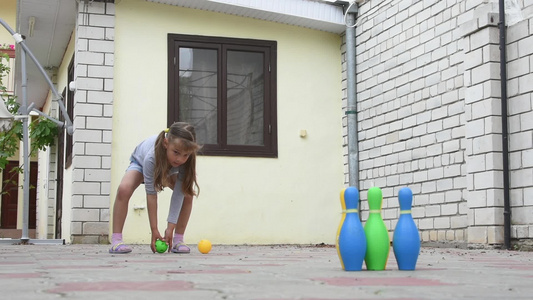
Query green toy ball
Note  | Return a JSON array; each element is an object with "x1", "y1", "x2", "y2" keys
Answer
[{"x1": 155, "y1": 240, "x2": 168, "y2": 253}]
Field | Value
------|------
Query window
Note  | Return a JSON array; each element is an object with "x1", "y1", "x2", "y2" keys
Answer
[
  {"x1": 65, "y1": 56, "x2": 74, "y2": 168},
  {"x1": 168, "y1": 34, "x2": 277, "y2": 157}
]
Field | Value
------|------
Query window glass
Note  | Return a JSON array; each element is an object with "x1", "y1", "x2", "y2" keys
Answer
[
  {"x1": 178, "y1": 47, "x2": 218, "y2": 145},
  {"x1": 227, "y1": 50, "x2": 264, "y2": 146}
]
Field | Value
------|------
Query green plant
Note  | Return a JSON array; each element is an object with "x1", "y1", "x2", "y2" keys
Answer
[{"x1": 1, "y1": 50, "x2": 59, "y2": 193}]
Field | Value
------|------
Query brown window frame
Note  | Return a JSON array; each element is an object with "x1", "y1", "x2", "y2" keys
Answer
[
  {"x1": 167, "y1": 34, "x2": 277, "y2": 158},
  {"x1": 65, "y1": 56, "x2": 74, "y2": 169}
]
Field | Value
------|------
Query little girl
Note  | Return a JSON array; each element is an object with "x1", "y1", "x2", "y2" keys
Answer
[{"x1": 109, "y1": 122, "x2": 200, "y2": 254}]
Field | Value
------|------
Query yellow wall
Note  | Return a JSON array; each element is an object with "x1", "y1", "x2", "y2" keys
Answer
[
  {"x1": 113, "y1": 0, "x2": 344, "y2": 245},
  {"x1": 0, "y1": 0, "x2": 16, "y2": 45}
]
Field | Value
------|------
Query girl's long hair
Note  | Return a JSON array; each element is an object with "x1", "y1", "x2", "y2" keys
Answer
[{"x1": 153, "y1": 122, "x2": 200, "y2": 196}]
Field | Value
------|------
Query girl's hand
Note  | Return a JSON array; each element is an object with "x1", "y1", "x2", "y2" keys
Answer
[
  {"x1": 164, "y1": 222, "x2": 176, "y2": 252},
  {"x1": 151, "y1": 230, "x2": 163, "y2": 253},
  {"x1": 164, "y1": 228, "x2": 173, "y2": 252}
]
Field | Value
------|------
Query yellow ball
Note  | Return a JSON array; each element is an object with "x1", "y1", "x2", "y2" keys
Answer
[{"x1": 198, "y1": 239, "x2": 212, "y2": 254}]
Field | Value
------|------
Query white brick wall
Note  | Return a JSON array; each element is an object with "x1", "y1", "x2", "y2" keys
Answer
[
  {"x1": 344, "y1": 0, "x2": 533, "y2": 245},
  {"x1": 70, "y1": 1, "x2": 115, "y2": 244},
  {"x1": 45, "y1": 100, "x2": 59, "y2": 239},
  {"x1": 346, "y1": 0, "x2": 468, "y2": 243},
  {"x1": 459, "y1": 1, "x2": 508, "y2": 244},
  {"x1": 506, "y1": 1, "x2": 533, "y2": 240}
]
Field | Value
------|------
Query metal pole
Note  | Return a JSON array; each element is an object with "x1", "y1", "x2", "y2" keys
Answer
[
  {"x1": 0, "y1": 17, "x2": 65, "y2": 245},
  {"x1": 345, "y1": 7, "x2": 358, "y2": 188},
  {"x1": 0, "y1": 17, "x2": 73, "y2": 134},
  {"x1": 20, "y1": 47, "x2": 30, "y2": 243}
]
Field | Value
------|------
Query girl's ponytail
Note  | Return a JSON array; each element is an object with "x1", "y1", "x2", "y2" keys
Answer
[{"x1": 153, "y1": 130, "x2": 170, "y2": 192}]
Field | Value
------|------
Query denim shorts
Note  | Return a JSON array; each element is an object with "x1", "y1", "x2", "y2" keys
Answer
[{"x1": 126, "y1": 157, "x2": 143, "y2": 174}]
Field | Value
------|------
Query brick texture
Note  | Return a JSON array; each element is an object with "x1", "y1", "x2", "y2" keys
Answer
[
  {"x1": 70, "y1": 1, "x2": 114, "y2": 243},
  {"x1": 344, "y1": 0, "x2": 533, "y2": 246}
]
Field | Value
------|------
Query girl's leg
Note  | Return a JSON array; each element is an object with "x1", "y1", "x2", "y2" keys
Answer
[
  {"x1": 171, "y1": 195, "x2": 193, "y2": 253},
  {"x1": 113, "y1": 170, "x2": 143, "y2": 232},
  {"x1": 175, "y1": 195, "x2": 193, "y2": 235},
  {"x1": 110, "y1": 170, "x2": 143, "y2": 253},
  {"x1": 166, "y1": 177, "x2": 194, "y2": 253}
]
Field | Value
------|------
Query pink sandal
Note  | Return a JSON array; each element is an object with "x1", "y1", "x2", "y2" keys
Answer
[
  {"x1": 109, "y1": 242, "x2": 132, "y2": 254},
  {"x1": 171, "y1": 242, "x2": 190, "y2": 254}
]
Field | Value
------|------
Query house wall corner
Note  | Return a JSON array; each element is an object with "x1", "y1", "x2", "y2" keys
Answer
[{"x1": 69, "y1": 1, "x2": 115, "y2": 244}]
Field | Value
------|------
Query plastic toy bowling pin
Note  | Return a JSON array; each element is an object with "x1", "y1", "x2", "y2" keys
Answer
[
  {"x1": 336, "y1": 187, "x2": 366, "y2": 271},
  {"x1": 393, "y1": 187, "x2": 420, "y2": 270},
  {"x1": 364, "y1": 187, "x2": 390, "y2": 270}
]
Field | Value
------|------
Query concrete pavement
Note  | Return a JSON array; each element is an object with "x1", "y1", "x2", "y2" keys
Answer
[{"x1": 0, "y1": 243, "x2": 532, "y2": 299}]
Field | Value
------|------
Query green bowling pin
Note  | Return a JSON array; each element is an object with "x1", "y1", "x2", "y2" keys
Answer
[{"x1": 364, "y1": 187, "x2": 390, "y2": 270}]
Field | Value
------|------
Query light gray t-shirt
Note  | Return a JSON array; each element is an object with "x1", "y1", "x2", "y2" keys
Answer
[{"x1": 130, "y1": 135, "x2": 183, "y2": 195}]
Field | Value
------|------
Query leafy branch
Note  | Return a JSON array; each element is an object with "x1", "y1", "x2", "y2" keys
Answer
[{"x1": 1, "y1": 50, "x2": 59, "y2": 193}]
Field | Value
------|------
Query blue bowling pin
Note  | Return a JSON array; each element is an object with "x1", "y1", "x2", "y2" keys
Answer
[
  {"x1": 336, "y1": 187, "x2": 366, "y2": 271},
  {"x1": 393, "y1": 187, "x2": 421, "y2": 270}
]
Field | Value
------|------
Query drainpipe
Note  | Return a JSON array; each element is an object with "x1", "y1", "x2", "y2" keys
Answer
[
  {"x1": 498, "y1": 0, "x2": 511, "y2": 250},
  {"x1": 20, "y1": 46, "x2": 30, "y2": 243},
  {"x1": 344, "y1": 2, "x2": 359, "y2": 188}
]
